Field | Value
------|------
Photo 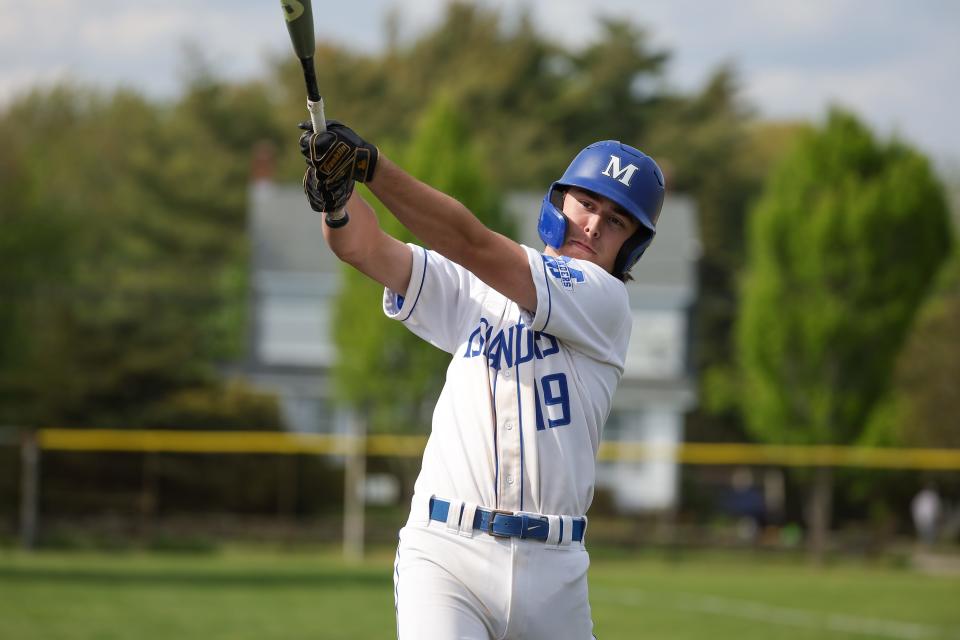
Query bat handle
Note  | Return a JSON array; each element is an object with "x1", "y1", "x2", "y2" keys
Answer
[
  {"x1": 306, "y1": 97, "x2": 349, "y2": 227},
  {"x1": 307, "y1": 96, "x2": 327, "y2": 133}
]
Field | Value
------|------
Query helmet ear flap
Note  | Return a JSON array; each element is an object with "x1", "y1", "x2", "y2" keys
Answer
[
  {"x1": 550, "y1": 186, "x2": 566, "y2": 210},
  {"x1": 614, "y1": 227, "x2": 655, "y2": 279},
  {"x1": 538, "y1": 183, "x2": 568, "y2": 249}
]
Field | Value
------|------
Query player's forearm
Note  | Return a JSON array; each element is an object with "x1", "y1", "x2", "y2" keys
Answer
[
  {"x1": 322, "y1": 190, "x2": 380, "y2": 264},
  {"x1": 367, "y1": 155, "x2": 489, "y2": 260},
  {"x1": 367, "y1": 154, "x2": 538, "y2": 310},
  {"x1": 323, "y1": 190, "x2": 413, "y2": 293}
]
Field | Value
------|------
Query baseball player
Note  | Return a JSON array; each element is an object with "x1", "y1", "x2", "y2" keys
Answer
[{"x1": 299, "y1": 122, "x2": 664, "y2": 640}]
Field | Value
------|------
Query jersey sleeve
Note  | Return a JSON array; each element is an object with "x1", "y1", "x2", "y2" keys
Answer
[
  {"x1": 383, "y1": 244, "x2": 483, "y2": 354},
  {"x1": 523, "y1": 246, "x2": 631, "y2": 369}
]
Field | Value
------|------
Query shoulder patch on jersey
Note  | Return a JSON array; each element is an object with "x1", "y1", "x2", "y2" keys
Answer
[{"x1": 542, "y1": 255, "x2": 585, "y2": 290}]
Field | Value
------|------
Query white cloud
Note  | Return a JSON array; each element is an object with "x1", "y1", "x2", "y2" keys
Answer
[
  {"x1": 739, "y1": 0, "x2": 860, "y2": 36},
  {"x1": 77, "y1": 8, "x2": 197, "y2": 54},
  {"x1": 747, "y1": 66, "x2": 898, "y2": 118},
  {"x1": 0, "y1": 14, "x2": 18, "y2": 41},
  {"x1": 739, "y1": 6, "x2": 960, "y2": 156},
  {"x1": 0, "y1": 0, "x2": 956, "y2": 161},
  {"x1": 0, "y1": 66, "x2": 71, "y2": 103}
]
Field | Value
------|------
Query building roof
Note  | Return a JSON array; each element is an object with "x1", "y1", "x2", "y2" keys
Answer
[
  {"x1": 249, "y1": 181, "x2": 341, "y2": 275},
  {"x1": 249, "y1": 181, "x2": 699, "y2": 406},
  {"x1": 252, "y1": 182, "x2": 700, "y2": 298}
]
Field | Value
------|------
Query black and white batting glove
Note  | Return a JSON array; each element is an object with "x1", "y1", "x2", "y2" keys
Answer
[
  {"x1": 302, "y1": 164, "x2": 354, "y2": 214},
  {"x1": 298, "y1": 120, "x2": 379, "y2": 184}
]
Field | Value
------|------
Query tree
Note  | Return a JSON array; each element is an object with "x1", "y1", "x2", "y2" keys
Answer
[
  {"x1": 884, "y1": 253, "x2": 960, "y2": 449},
  {"x1": 0, "y1": 111, "x2": 80, "y2": 422},
  {"x1": 736, "y1": 108, "x2": 953, "y2": 559},
  {"x1": 879, "y1": 165, "x2": 960, "y2": 451},
  {"x1": 647, "y1": 68, "x2": 799, "y2": 442},
  {"x1": 0, "y1": 78, "x2": 280, "y2": 429},
  {"x1": 269, "y1": 4, "x2": 672, "y2": 189}
]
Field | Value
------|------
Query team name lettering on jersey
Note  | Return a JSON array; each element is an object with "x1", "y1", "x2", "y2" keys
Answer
[
  {"x1": 463, "y1": 318, "x2": 560, "y2": 371},
  {"x1": 542, "y1": 255, "x2": 584, "y2": 290}
]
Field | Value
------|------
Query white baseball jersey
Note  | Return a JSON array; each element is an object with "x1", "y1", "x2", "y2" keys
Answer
[{"x1": 384, "y1": 243, "x2": 631, "y2": 519}]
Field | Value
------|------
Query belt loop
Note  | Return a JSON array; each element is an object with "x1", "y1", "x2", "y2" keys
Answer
[
  {"x1": 411, "y1": 493, "x2": 432, "y2": 525},
  {"x1": 559, "y1": 515, "x2": 574, "y2": 546},
  {"x1": 459, "y1": 503, "x2": 478, "y2": 538},
  {"x1": 445, "y1": 499, "x2": 465, "y2": 533},
  {"x1": 544, "y1": 514, "x2": 562, "y2": 548}
]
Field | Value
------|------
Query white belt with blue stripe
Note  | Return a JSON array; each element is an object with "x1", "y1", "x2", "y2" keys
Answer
[{"x1": 429, "y1": 497, "x2": 586, "y2": 542}]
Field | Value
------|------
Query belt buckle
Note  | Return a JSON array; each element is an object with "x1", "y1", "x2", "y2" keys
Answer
[{"x1": 486, "y1": 509, "x2": 515, "y2": 538}]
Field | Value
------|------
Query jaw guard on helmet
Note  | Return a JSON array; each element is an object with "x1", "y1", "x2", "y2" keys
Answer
[{"x1": 538, "y1": 140, "x2": 665, "y2": 278}]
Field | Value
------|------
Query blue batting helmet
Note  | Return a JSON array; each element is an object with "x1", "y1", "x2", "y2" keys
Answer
[{"x1": 538, "y1": 140, "x2": 665, "y2": 278}]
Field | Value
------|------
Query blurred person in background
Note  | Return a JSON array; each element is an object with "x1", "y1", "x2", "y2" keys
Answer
[{"x1": 911, "y1": 484, "x2": 942, "y2": 547}]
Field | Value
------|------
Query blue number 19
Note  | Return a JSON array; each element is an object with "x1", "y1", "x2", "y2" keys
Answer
[{"x1": 535, "y1": 373, "x2": 570, "y2": 430}]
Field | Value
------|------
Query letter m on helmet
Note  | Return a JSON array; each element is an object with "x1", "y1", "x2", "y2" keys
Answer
[{"x1": 601, "y1": 155, "x2": 639, "y2": 186}]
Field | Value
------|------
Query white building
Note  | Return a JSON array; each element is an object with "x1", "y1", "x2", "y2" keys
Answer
[{"x1": 245, "y1": 179, "x2": 699, "y2": 512}]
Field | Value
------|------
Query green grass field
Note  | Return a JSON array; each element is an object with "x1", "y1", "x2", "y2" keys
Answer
[{"x1": 1, "y1": 546, "x2": 957, "y2": 639}]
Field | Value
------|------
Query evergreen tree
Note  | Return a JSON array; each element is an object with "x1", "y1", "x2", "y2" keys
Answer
[{"x1": 0, "y1": 81, "x2": 280, "y2": 428}]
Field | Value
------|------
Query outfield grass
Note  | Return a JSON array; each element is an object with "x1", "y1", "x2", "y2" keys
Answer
[{"x1": 0, "y1": 546, "x2": 957, "y2": 639}]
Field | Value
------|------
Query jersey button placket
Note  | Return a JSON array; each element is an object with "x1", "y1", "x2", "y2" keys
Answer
[{"x1": 495, "y1": 365, "x2": 521, "y2": 511}]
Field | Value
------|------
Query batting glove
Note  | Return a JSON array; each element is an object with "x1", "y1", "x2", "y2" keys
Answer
[
  {"x1": 302, "y1": 164, "x2": 354, "y2": 214},
  {"x1": 298, "y1": 120, "x2": 379, "y2": 184}
]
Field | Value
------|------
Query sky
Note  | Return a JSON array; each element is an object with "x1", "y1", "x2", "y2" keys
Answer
[{"x1": 1, "y1": 0, "x2": 958, "y2": 163}]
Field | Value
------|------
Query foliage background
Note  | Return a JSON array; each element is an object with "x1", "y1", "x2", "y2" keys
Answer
[{"x1": 1, "y1": 3, "x2": 957, "y2": 542}]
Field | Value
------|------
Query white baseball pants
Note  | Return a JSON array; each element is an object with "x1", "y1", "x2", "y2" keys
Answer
[{"x1": 394, "y1": 519, "x2": 594, "y2": 640}]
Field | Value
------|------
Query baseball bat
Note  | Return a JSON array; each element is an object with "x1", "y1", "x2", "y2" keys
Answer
[{"x1": 280, "y1": 0, "x2": 349, "y2": 226}]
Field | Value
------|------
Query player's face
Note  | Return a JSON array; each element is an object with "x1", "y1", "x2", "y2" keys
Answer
[{"x1": 552, "y1": 188, "x2": 639, "y2": 274}]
